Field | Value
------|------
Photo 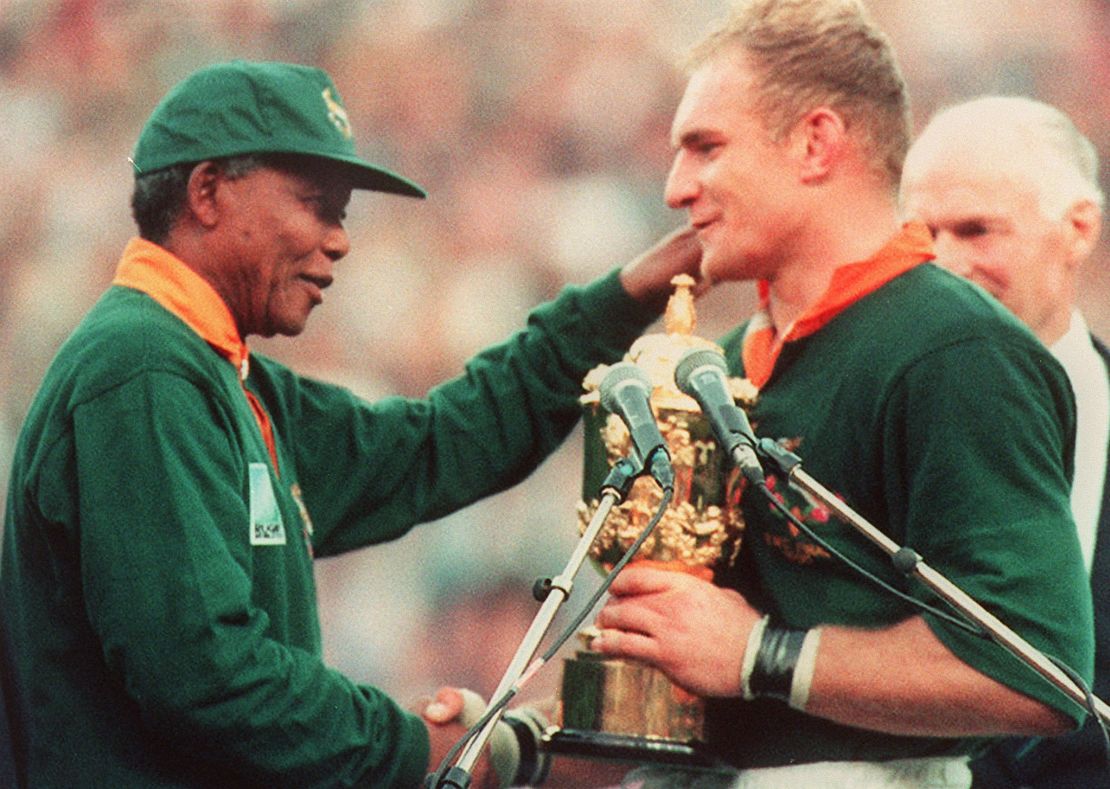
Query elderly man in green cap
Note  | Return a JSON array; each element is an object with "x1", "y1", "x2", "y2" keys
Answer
[{"x1": 0, "y1": 60, "x2": 701, "y2": 788}]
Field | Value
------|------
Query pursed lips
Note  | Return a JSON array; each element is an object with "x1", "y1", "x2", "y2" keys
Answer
[
  {"x1": 298, "y1": 273, "x2": 333, "y2": 303},
  {"x1": 689, "y1": 208, "x2": 717, "y2": 229}
]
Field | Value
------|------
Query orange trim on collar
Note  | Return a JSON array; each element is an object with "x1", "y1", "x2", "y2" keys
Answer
[
  {"x1": 112, "y1": 237, "x2": 280, "y2": 471},
  {"x1": 113, "y1": 238, "x2": 248, "y2": 374},
  {"x1": 741, "y1": 222, "x2": 935, "y2": 388}
]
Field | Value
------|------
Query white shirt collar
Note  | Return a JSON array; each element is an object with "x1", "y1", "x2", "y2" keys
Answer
[
  {"x1": 1050, "y1": 309, "x2": 1110, "y2": 574},
  {"x1": 1052, "y1": 309, "x2": 1096, "y2": 373}
]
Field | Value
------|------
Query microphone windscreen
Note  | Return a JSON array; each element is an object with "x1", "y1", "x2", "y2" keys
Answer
[
  {"x1": 674, "y1": 347, "x2": 729, "y2": 395},
  {"x1": 599, "y1": 362, "x2": 653, "y2": 414}
]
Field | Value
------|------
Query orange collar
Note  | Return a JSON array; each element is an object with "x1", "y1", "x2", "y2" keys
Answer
[
  {"x1": 112, "y1": 238, "x2": 279, "y2": 471},
  {"x1": 113, "y1": 237, "x2": 251, "y2": 379},
  {"x1": 741, "y1": 222, "x2": 935, "y2": 388}
]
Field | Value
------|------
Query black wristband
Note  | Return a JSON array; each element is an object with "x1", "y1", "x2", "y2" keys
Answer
[
  {"x1": 748, "y1": 621, "x2": 808, "y2": 703},
  {"x1": 504, "y1": 711, "x2": 551, "y2": 787}
]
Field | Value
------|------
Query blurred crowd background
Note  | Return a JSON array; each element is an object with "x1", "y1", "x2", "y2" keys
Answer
[{"x1": 1, "y1": 0, "x2": 1108, "y2": 709}]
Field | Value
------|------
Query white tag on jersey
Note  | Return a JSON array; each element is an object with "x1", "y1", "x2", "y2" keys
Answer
[{"x1": 249, "y1": 462, "x2": 286, "y2": 546}]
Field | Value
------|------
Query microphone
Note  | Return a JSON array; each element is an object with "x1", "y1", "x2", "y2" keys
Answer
[
  {"x1": 674, "y1": 347, "x2": 765, "y2": 485},
  {"x1": 598, "y1": 363, "x2": 674, "y2": 489}
]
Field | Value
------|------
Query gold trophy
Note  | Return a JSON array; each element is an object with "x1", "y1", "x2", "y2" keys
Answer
[{"x1": 548, "y1": 275, "x2": 756, "y2": 764}]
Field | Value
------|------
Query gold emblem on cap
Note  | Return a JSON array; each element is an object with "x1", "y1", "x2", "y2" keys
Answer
[{"x1": 322, "y1": 87, "x2": 352, "y2": 139}]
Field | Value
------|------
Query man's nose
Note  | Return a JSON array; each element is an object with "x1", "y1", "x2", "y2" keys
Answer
[
  {"x1": 664, "y1": 153, "x2": 698, "y2": 210},
  {"x1": 323, "y1": 225, "x2": 350, "y2": 262}
]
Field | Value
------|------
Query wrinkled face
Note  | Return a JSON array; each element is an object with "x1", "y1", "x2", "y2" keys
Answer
[
  {"x1": 664, "y1": 53, "x2": 800, "y2": 284},
  {"x1": 900, "y1": 156, "x2": 1075, "y2": 341},
  {"x1": 214, "y1": 161, "x2": 352, "y2": 337}
]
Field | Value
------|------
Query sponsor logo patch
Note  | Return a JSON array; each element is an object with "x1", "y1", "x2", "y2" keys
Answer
[{"x1": 249, "y1": 462, "x2": 286, "y2": 546}]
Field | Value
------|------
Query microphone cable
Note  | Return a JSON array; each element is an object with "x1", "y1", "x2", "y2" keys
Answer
[
  {"x1": 754, "y1": 480, "x2": 1110, "y2": 758},
  {"x1": 754, "y1": 483, "x2": 982, "y2": 637},
  {"x1": 427, "y1": 482, "x2": 675, "y2": 787}
]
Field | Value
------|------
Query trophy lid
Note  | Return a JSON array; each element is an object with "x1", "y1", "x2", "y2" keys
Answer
[{"x1": 583, "y1": 275, "x2": 755, "y2": 411}]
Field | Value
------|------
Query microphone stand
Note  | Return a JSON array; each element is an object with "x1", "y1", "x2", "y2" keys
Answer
[
  {"x1": 755, "y1": 436, "x2": 1110, "y2": 727},
  {"x1": 427, "y1": 457, "x2": 642, "y2": 789}
]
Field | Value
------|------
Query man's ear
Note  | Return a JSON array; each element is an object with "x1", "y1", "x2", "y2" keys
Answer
[
  {"x1": 794, "y1": 107, "x2": 848, "y2": 184},
  {"x1": 185, "y1": 161, "x2": 224, "y2": 228},
  {"x1": 1064, "y1": 198, "x2": 1102, "y2": 268}
]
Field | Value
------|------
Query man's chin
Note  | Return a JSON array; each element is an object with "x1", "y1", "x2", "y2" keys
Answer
[
  {"x1": 700, "y1": 252, "x2": 749, "y2": 284},
  {"x1": 260, "y1": 319, "x2": 309, "y2": 339}
]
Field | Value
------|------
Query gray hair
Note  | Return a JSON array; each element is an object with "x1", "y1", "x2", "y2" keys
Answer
[
  {"x1": 130, "y1": 154, "x2": 267, "y2": 244},
  {"x1": 903, "y1": 96, "x2": 1104, "y2": 219}
]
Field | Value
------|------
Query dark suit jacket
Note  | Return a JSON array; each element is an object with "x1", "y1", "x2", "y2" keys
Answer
[
  {"x1": 0, "y1": 604, "x2": 14, "y2": 787},
  {"x1": 971, "y1": 335, "x2": 1110, "y2": 788}
]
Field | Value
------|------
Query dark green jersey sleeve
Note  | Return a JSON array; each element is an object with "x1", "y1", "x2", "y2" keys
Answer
[
  {"x1": 257, "y1": 267, "x2": 659, "y2": 555},
  {"x1": 707, "y1": 265, "x2": 1092, "y2": 768}
]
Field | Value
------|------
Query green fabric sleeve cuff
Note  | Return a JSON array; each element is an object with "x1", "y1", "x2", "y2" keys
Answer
[
  {"x1": 581, "y1": 267, "x2": 657, "y2": 326},
  {"x1": 573, "y1": 267, "x2": 663, "y2": 343},
  {"x1": 388, "y1": 710, "x2": 432, "y2": 789}
]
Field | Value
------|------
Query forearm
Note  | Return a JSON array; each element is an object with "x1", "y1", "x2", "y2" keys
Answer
[
  {"x1": 802, "y1": 616, "x2": 1073, "y2": 737},
  {"x1": 294, "y1": 267, "x2": 660, "y2": 552},
  {"x1": 593, "y1": 568, "x2": 1078, "y2": 742}
]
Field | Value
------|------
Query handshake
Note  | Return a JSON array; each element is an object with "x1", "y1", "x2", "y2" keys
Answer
[{"x1": 417, "y1": 687, "x2": 550, "y2": 789}]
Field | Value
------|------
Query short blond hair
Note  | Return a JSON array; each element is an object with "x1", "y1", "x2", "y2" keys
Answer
[{"x1": 685, "y1": 0, "x2": 911, "y2": 187}]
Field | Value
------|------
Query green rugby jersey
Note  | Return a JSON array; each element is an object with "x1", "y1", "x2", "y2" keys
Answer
[{"x1": 707, "y1": 261, "x2": 1093, "y2": 768}]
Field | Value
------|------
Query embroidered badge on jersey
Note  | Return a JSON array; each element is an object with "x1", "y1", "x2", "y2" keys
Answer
[
  {"x1": 758, "y1": 438, "x2": 832, "y2": 566},
  {"x1": 290, "y1": 482, "x2": 315, "y2": 558},
  {"x1": 249, "y1": 462, "x2": 286, "y2": 546}
]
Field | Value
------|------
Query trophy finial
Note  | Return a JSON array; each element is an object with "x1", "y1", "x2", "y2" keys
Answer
[{"x1": 663, "y1": 274, "x2": 697, "y2": 336}]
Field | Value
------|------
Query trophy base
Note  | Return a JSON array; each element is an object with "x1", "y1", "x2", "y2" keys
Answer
[
  {"x1": 555, "y1": 650, "x2": 721, "y2": 769},
  {"x1": 542, "y1": 728, "x2": 722, "y2": 769},
  {"x1": 560, "y1": 650, "x2": 704, "y2": 738}
]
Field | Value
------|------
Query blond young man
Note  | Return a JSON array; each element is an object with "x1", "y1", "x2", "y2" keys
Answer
[{"x1": 583, "y1": 3, "x2": 1092, "y2": 787}]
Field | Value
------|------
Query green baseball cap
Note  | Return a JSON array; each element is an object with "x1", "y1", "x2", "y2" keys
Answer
[{"x1": 131, "y1": 60, "x2": 425, "y2": 198}]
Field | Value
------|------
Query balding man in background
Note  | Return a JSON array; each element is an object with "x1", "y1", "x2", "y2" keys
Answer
[{"x1": 901, "y1": 94, "x2": 1109, "y2": 788}]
